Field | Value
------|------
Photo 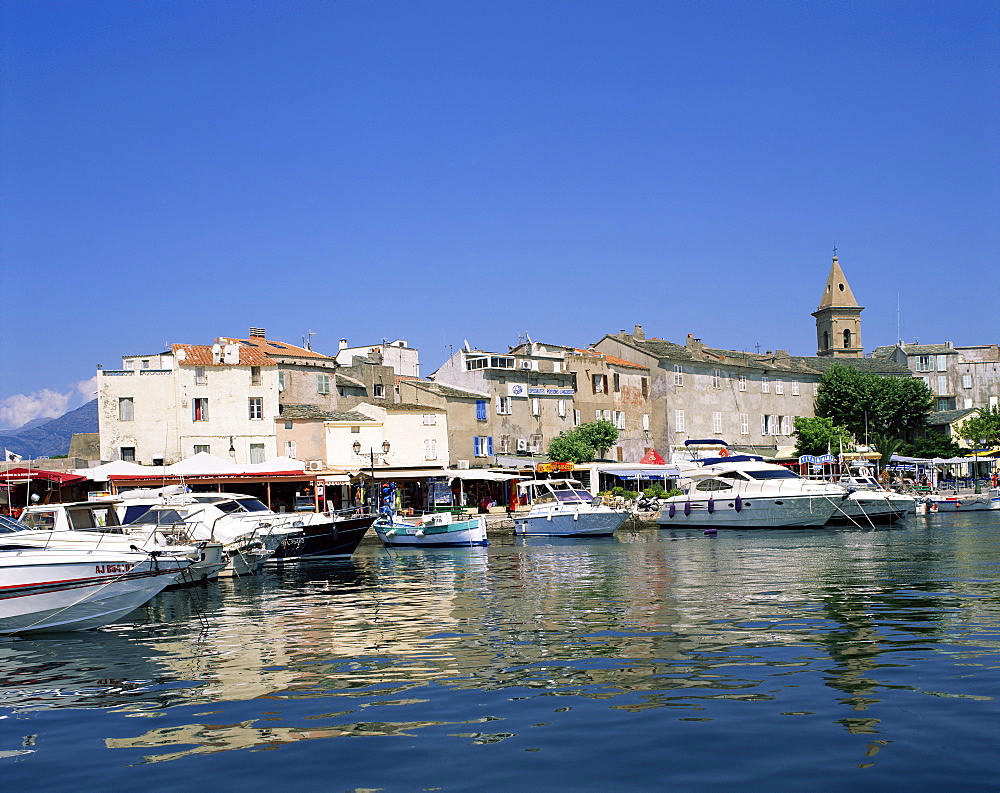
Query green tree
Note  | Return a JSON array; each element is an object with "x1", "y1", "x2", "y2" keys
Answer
[
  {"x1": 956, "y1": 406, "x2": 1000, "y2": 448},
  {"x1": 792, "y1": 416, "x2": 854, "y2": 456},
  {"x1": 547, "y1": 432, "x2": 596, "y2": 464},
  {"x1": 575, "y1": 420, "x2": 619, "y2": 459},
  {"x1": 869, "y1": 431, "x2": 904, "y2": 468},
  {"x1": 815, "y1": 365, "x2": 933, "y2": 440},
  {"x1": 898, "y1": 433, "x2": 966, "y2": 459}
]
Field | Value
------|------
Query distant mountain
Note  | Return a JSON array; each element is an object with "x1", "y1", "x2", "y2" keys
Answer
[
  {"x1": 10, "y1": 416, "x2": 53, "y2": 433},
  {"x1": 0, "y1": 400, "x2": 98, "y2": 460}
]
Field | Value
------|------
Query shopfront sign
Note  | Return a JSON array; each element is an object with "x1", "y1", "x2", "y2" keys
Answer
[
  {"x1": 507, "y1": 384, "x2": 575, "y2": 397},
  {"x1": 536, "y1": 461, "x2": 575, "y2": 473}
]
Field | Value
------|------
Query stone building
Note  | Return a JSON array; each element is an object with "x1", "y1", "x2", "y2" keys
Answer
[
  {"x1": 593, "y1": 328, "x2": 824, "y2": 454},
  {"x1": 873, "y1": 342, "x2": 1000, "y2": 412},
  {"x1": 813, "y1": 254, "x2": 864, "y2": 357},
  {"x1": 395, "y1": 378, "x2": 490, "y2": 467},
  {"x1": 426, "y1": 344, "x2": 576, "y2": 463},
  {"x1": 509, "y1": 342, "x2": 654, "y2": 462}
]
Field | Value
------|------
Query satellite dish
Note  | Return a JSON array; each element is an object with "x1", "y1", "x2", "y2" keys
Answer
[{"x1": 463, "y1": 339, "x2": 471, "y2": 351}]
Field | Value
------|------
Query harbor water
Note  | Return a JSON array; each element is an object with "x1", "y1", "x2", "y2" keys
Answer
[{"x1": 2, "y1": 513, "x2": 999, "y2": 791}]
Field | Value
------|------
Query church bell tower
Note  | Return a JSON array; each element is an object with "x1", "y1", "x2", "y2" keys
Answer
[{"x1": 813, "y1": 252, "x2": 864, "y2": 357}]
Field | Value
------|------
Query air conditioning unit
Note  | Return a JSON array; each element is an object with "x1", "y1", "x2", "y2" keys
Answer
[
  {"x1": 516, "y1": 438, "x2": 528, "y2": 451},
  {"x1": 521, "y1": 361, "x2": 532, "y2": 369},
  {"x1": 307, "y1": 460, "x2": 323, "y2": 471},
  {"x1": 456, "y1": 460, "x2": 470, "y2": 469}
]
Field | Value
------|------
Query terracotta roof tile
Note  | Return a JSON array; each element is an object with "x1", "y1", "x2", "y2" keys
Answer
[
  {"x1": 570, "y1": 348, "x2": 648, "y2": 370},
  {"x1": 172, "y1": 336, "x2": 336, "y2": 368}
]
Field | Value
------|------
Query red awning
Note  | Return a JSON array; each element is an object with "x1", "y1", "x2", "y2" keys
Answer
[
  {"x1": 0, "y1": 468, "x2": 88, "y2": 484},
  {"x1": 107, "y1": 470, "x2": 310, "y2": 482}
]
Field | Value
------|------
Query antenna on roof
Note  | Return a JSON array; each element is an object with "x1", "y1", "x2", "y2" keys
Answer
[
  {"x1": 896, "y1": 292, "x2": 903, "y2": 345},
  {"x1": 303, "y1": 330, "x2": 315, "y2": 351}
]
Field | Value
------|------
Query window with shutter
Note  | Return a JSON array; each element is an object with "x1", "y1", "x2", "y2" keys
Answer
[{"x1": 476, "y1": 400, "x2": 487, "y2": 420}]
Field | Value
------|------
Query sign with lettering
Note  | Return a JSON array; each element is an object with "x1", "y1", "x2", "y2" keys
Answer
[
  {"x1": 507, "y1": 384, "x2": 574, "y2": 397},
  {"x1": 536, "y1": 462, "x2": 575, "y2": 473}
]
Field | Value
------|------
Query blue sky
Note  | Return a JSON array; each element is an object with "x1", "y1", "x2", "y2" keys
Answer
[{"x1": 1, "y1": 1, "x2": 997, "y2": 429}]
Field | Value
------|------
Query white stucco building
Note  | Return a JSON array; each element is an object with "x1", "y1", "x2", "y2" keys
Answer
[{"x1": 98, "y1": 329, "x2": 339, "y2": 465}]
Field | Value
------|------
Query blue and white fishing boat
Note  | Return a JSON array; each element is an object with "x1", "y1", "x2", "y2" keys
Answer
[{"x1": 373, "y1": 512, "x2": 488, "y2": 547}]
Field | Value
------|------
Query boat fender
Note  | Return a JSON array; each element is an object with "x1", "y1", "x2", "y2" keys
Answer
[
  {"x1": 574, "y1": 509, "x2": 579, "y2": 521},
  {"x1": 416, "y1": 530, "x2": 425, "y2": 537},
  {"x1": 707, "y1": 498, "x2": 715, "y2": 514},
  {"x1": 684, "y1": 502, "x2": 691, "y2": 516},
  {"x1": 668, "y1": 503, "x2": 676, "y2": 518},
  {"x1": 704, "y1": 528, "x2": 717, "y2": 535},
  {"x1": 546, "y1": 513, "x2": 553, "y2": 521},
  {"x1": 735, "y1": 496, "x2": 743, "y2": 512}
]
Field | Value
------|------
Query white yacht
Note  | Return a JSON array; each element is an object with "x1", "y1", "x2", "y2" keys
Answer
[
  {"x1": 656, "y1": 455, "x2": 848, "y2": 529},
  {"x1": 513, "y1": 479, "x2": 631, "y2": 537},
  {"x1": 7, "y1": 499, "x2": 225, "y2": 587}
]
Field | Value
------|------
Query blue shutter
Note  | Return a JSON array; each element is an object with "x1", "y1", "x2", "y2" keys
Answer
[
  {"x1": 487, "y1": 436, "x2": 494, "y2": 455},
  {"x1": 474, "y1": 436, "x2": 481, "y2": 456},
  {"x1": 476, "y1": 400, "x2": 487, "y2": 420}
]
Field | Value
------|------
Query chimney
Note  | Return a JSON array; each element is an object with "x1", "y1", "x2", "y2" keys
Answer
[
  {"x1": 685, "y1": 334, "x2": 705, "y2": 358},
  {"x1": 339, "y1": 339, "x2": 349, "y2": 350},
  {"x1": 249, "y1": 327, "x2": 266, "y2": 338},
  {"x1": 634, "y1": 325, "x2": 645, "y2": 340}
]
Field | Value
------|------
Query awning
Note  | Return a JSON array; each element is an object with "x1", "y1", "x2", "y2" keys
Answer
[
  {"x1": 319, "y1": 474, "x2": 351, "y2": 484},
  {"x1": 443, "y1": 469, "x2": 523, "y2": 481},
  {"x1": 0, "y1": 468, "x2": 87, "y2": 485},
  {"x1": 355, "y1": 468, "x2": 449, "y2": 480},
  {"x1": 605, "y1": 468, "x2": 681, "y2": 479}
]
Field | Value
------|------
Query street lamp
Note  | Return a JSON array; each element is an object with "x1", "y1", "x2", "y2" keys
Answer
[{"x1": 352, "y1": 441, "x2": 362, "y2": 455}]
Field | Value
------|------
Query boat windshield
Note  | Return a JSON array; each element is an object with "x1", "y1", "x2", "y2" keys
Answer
[
  {"x1": 554, "y1": 490, "x2": 594, "y2": 503},
  {"x1": 129, "y1": 508, "x2": 187, "y2": 525},
  {"x1": 0, "y1": 514, "x2": 25, "y2": 533},
  {"x1": 745, "y1": 469, "x2": 801, "y2": 480},
  {"x1": 19, "y1": 511, "x2": 57, "y2": 531},
  {"x1": 121, "y1": 504, "x2": 152, "y2": 525},
  {"x1": 236, "y1": 498, "x2": 269, "y2": 512}
]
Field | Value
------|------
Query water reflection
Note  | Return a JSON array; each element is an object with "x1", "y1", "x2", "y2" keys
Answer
[{"x1": 1, "y1": 516, "x2": 998, "y2": 772}]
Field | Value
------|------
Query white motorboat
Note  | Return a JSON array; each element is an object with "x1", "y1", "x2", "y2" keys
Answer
[
  {"x1": 8, "y1": 500, "x2": 225, "y2": 587},
  {"x1": 373, "y1": 512, "x2": 487, "y2": 547},
  {"x1": 513, "y1": 479, "x2": 631, "y2": 537},
  {"x1": 656, "y1": 455, "x2": 847, "y2": 529},
  {"x1": 0, "y1": 547, "x2": 190, "y2": 634},
  {"x1": 826, "y1": 467, "x2": 915, "y2": 524},
  {"x1": 120, "y1": 493, "x2": 302, "y2": 577}
]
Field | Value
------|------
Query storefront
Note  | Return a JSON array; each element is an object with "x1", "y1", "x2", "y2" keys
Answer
[
  {"x1": 352, "y1": 468, "x2": 521, "y2": 514},
  {"x1": 106, "y1": 471, "x2": 321, "y2": 512},
  {"x1": 0, "y1": 468, "x2": 89, "y2": 515}
]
